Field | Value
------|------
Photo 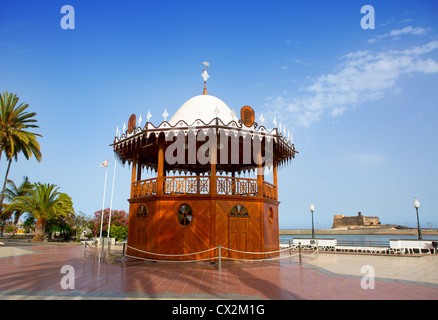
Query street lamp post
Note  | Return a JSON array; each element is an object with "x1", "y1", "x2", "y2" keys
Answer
[
  {"x1": 413, "y1": 198, "x2": 422, "y2": 240},
  {"x1": 310, "y1": 203, "x2": 315, "y2": 239}
]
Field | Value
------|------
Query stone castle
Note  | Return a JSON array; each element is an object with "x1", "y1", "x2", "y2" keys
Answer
[{"x1": 332, "y1": 212, "x2": 381, "y2": 229}]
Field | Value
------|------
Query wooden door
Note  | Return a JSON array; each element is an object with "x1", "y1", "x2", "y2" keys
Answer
[{"x1": 229, "y1": 217, "x2": 248, "y2": 258}]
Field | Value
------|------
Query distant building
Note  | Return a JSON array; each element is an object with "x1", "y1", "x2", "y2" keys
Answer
[{"x1": 332, "y1": 212, "x2": 381, "y2": 229}]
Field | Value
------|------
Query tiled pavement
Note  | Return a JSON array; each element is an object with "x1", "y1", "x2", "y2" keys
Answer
[{"x1": 0, "y1": 244, "x2": 437, "y2": 300}]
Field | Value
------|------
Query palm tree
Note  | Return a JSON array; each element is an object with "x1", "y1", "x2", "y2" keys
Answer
[
  {"x1": 0, "y1": 91, "x2": 42, "y2": 219},
  {"x1": 7, "y1": 183, "x2": 74, "y2": 241},
  {"x1": 4, "y1": 176, "x2": 33, "y2": 226}
]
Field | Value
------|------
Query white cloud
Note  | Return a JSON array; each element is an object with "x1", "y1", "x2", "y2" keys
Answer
[
  {"x1": 390, "y1": 25, "x2": 428, "y2": 36},
  {"x1": 331, "y1": 106, "x2": 347, "y2": 117},
  {"x1": 264, "y1": 41, "x2": 438, "y2": 128},
  {"x1": 397, "y1": 40, "x2": 438, "y2": 57},
  {"x1": 368, "y1": 26, "x2": 429, "y2": 43}
]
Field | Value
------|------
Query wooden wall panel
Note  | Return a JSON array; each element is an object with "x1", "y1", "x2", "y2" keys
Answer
[
  {"x1": 215, "y1": 199, "x2": 262, "y2": 259},
  {"x1": 229, "y1": 217, "x2": 249, "y2": 258},
  {"x1": 153, "y1": 199, "x2": 212, "y2": 260},
  {"x1": 182, "y1": 199, "x2": 211, "y2": 260},
  {"x1": 126, "y1": 204, "x2": 137, "y2": 257},
  {"x1": 156, "y1": 200, "x2": 184, "y2": 257},
  {"x1": 127, "y1": 201, "x2": 157, "y2": 258},
  {"x1": 127, "y1": 196, "x2": 278, "y2": 261},
  {"x1": 263, "y1": 203, "x2": 279, "y2": 256},
  {"x1": 247, "y1": 201, "x2": 262, "y2": 258},
  {"x1": 214, "y1": 199, "x2": 231, "y2": 250}
]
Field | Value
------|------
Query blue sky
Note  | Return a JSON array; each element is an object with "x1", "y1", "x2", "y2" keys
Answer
[{"x1": 1, "y1": 0, "x2": 437, "y2": 229}]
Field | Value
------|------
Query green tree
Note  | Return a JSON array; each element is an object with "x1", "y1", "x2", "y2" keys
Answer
[
  {"x1": 0, "y1": 92, "x2": 42, "y2": 222},
  {"x1": 8, "y1": 183, "x2": 74, "y2": 241},
  {"x1": 23, "y1": 215, "x2": 35, "y2": 233},
  {"x1": 109, "y1": 224, "x2": 128, "y2": 242},
  {"x1": 4, "y1": 176, "x2": 33, "y2": 226},
  {"x1": 69, "y1": 211, "x2": 91, "y2": 241},
  {"x1": 46, "y1": 216, "x2": 72, "y2": 241}
]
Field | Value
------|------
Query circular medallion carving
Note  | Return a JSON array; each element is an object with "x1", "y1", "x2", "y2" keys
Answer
[
  {"x1": 128, "y1": 114, "x2": 136, "y2": 133},
  {"x1": 240, "y1": 106, "x2": 255, "y2": 127},
  {"x1": 177, "y1": 204, "x2": 192, "y2": 226}
]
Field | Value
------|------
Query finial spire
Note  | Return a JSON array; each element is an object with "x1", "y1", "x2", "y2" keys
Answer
[{"x1": 202, "y1": 62, "x2": 210, "y2": 95}]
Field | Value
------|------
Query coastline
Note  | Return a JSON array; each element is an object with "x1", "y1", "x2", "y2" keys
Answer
[{"x1": 279, "y1": 227, "x2": 438, "y2": 236}]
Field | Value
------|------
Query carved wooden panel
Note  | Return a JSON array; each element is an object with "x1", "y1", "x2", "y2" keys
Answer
[
  {"x1": 127, "y1": 201, "x2": 156, "y2": 258},
  {"x1": 263, "y1": 203, "x2": 279, "y2": 256},
  {"x1": 128, "y1": 114, "x2": 136, "y2": 133},
  {"x1": 240, "y1": 106, "x2": 255, "y2": 127},
  {"x1": 229, "y1": 217, "x2": 248, "y2": 258},
  {"x1": 155, "y1": 199, "x2": 211, "y2": 260}
]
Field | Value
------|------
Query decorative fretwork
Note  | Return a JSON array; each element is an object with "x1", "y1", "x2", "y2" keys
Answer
[
  {"x1": 163, "y1": 176, "x2": 210, "y2": 195},
  {"x1": 187, "y1": 179, "x2": 197, "y2": 193},
  {"x1": 199, "y1": 177, "x2": 209, "y2": 193},
  {"x1": 132, "y1": 176, "x2": 276, "y2": 200},
  {"x1": 263, "y1": 182, "x2": 277, "y2": 200},
  {"x1": 216, "y1": 177, "x2": 258, "y2": 197},
  {"x1": 217, "y1": 178, "x2": 227, "y2": 194},
  {"x1": 132, "y1": 178, "x2": 157, "y2": 198}
]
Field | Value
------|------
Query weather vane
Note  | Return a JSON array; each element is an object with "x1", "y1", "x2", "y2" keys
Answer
[{"x1": 202, "y1": 62, "x2": 210, "y2": 95}]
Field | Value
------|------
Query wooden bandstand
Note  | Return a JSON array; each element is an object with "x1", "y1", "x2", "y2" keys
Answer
[{"x1": 112, "y1": 72, "x2": 297, "y2": 260}]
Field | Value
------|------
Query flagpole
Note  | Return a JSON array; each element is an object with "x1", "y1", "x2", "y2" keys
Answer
[
  {"x1": 107, "y1": 157, "x2": 116, "y2": 238},
  {"x1": 107, "y1": 127, "x2": 120, "y2": 239},
  {"x1": 99, "y1": 160, "x2": 108, "y2": 239}
]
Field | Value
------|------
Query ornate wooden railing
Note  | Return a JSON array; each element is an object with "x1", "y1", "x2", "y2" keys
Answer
[
  {"x1": 163, "y1": 176, "x2": 210, "y2": 195},
  {"x1": 132, "y1": 178, "x2": 157, "y2": 198},
  {"x1": 262, "y1": 181, "x2": 277, "y2": 200},
  {"x1": 216, "y1": 177, "x2": 258, "y2": 196},
  {"x1": 131, "y1": 176, "x2": 277, "y2": 200}
]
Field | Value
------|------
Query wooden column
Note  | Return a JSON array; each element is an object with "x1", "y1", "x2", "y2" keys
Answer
[
  {"x1": 273, "y1": 158, "x2": 278, "y2": 200},
  {"x1": 136, "y1": 154, "x2": 142, "y2": 181},
  {"x1": 209, "y1": 137, "x2": 217, "y2": 260},
  {"x1": 130, "y1": 151, "x2": 137, "y2": 199},
  {"x1": 257, "y1": 151, "x2": 265, "y2": 256},
  {"x1": 157, "y1": 141, "x2": 165, "y2": 196},
  {"x1": 257, "y1": 152, "x2": 264, "y2": 198},
  {"x1": 210, "y1": 141, "x2": 217, "y2": 196}
]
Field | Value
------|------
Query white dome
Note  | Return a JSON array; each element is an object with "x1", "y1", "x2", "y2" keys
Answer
[{"x1": 168, "y1": 95, "x2": 239, "y2": 126}]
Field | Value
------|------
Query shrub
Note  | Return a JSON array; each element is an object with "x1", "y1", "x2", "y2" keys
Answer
[
  {"x1": 90, "y1": 209, "x2": 128, "y2": 237},
  {"x1": 110, "y1": 224, "x2": 128, "y2": 242}
]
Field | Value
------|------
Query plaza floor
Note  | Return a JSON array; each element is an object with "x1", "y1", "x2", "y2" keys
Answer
[{"x1": 0, "y1": 243, "x2": 437, "y2": 300}]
